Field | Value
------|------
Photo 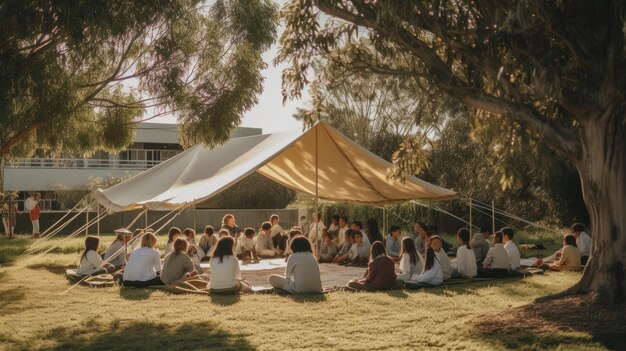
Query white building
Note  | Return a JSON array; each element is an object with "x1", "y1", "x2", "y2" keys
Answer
[{"x1": 4, "y1": 122, "x2": 262, "y2": 209}]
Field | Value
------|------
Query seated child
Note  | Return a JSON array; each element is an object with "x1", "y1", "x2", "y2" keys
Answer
[
  {"x1": 122, "y1": 232, "x2": 164, "y2": 288},
  {"x1": 405, "y1": 247, "x2": 443, "y2": 287},
  {"x1": 270, "y1": 214, "x2": 289, "y2": 251},
  {"x1": 256, "y1": 222, "x2": 282, "y2": 257},
  {"x1": 333, "y1": 229, "x2": 354, "y2": 263},
  {"x1": 451, "y1": 228, "x2": 477, "y2": 278},
  {"x1": 318, "y1": 230, "x2": 338, "y2": 263},
  {"x1": 236, "y1": 227, "x2": 257, "y2": 261},
  {"x1": 103, "y1": 228, "x2": 132, "y2": 270},
  {"x1": 164, "y1": 227, "x2": 182, "y2": 256},
  {"x1": 268, "y1": 235, "x2": 323, "y2": 294},
  {"x1": 385, "y1": 225, "x2": 402, "y2": 262},
  {"x1": 476, "y1": 231, "x2": 510, "y2": 278},
  {"x1": 547, "y1": 234, "x2": 581, "y2": 271},
  {"x1": 184, "y1": 227, "x2": 205, "y2": 260},
  {"x1": 198, "y1": 225, "x2": 218, "y2": 260},
  {"x1": 396, "y1": 237, "x2": 423, "y2": 281},
  {"x1": 77, "y1": 236, "x2": 115, "y2": 276},
  {"x1": 343, "y1": 231, "x2": 371, "y2": 267},
  {"x1": 209, "y1": 236, "x2": 252, "y2": 294},
  {"x1": 429, "y1": 235, "x2": 452, "y2": 280},
  {"x1": 161, "y1": 238, "x2": 198, "y2": 284},
  {"x1": 187, "y1": 245, "x2": 204, "y2": 274},
  {"x1": 347, "y1": 241, "x2": 397, "y2": 291}
]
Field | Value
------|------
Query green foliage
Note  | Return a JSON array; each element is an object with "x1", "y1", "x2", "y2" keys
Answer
[
  {"x1": 198, "y1": 173, "x2": 296, "y2": 209},
  {"x1": 0, "y1": 0, "x2": 277, "y2": 158}
]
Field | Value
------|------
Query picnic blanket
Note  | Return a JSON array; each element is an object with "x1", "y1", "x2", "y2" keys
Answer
[
  {"x1": 65, "y1": 269, "x2": 116, "y2": 288},
  {"x1": 403, "y1": 267, "x2": 544, "y2": 289}
]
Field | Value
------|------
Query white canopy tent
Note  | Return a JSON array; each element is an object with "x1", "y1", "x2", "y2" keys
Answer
[{"x1": 92, "y1": 122, "x2": 458, "y2": 212}]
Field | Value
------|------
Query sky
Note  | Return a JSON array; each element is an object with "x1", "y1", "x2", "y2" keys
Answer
[{"x1": 152, "y1": 9, "x2": 309, "y2": 134}]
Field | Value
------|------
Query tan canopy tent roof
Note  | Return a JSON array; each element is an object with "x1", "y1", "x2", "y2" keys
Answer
[{"x1": 92, "y1": 122, "x2": 458, "y2": 211}]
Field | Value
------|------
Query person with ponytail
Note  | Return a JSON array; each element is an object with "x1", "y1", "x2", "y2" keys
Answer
[
  {"x1": 405, "y1": 247, "x2": 443, "y2": 287},
  {"x1": 451, "y1": 228, "x2": 477, "y2": 278},
  {"x1": 77, "y1": 236, "x2": 115, "y2": 276},
  {"x1": 160, "y1": 238, "x2": 197, "y2": 284},
  {"x1": 347, "y1": 241, "x2": 397, "y2": 291},
  {"x1": 209, "y1": 236, "x2": 252, "y2": 293},
  {"x1": 396, "y1": 237, "x2": 423, "y2": 282},
  {"x1": 123, "y1": 232, "x2": 165, "y2": 288}
]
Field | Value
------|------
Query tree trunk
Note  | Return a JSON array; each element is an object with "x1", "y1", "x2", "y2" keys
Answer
[{"x1": 540, "y1": 113, "x2": 626, "y2": 304}]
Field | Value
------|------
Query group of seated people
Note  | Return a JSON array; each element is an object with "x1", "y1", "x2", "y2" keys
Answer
[{"x1": 76, "y1": 213, "x2": 591, "y2": 294}]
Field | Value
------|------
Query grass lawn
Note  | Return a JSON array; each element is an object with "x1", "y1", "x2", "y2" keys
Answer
[{"x1": 0, "y1": 233, "x2": 621, "y2": 351}]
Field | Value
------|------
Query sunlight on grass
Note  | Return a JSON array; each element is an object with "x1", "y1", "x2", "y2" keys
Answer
[{"x1": 0, "y1": 232, "x2": 611, "y2": 351}]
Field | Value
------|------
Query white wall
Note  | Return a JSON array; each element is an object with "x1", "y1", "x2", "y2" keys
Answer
[{"x1": 4, "y1": 168, "x2": 142, "y2": 191}]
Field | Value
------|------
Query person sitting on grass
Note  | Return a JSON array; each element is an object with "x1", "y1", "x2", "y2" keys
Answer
[
  {"x1": 318, "y1": 230, "x2": 338, "y2": 263},
  {"x1": 284, "y1": 227, "x2": 303, "y2": 258},
  {"x1": 209, "y1": 236, "x2": 252, "y2": 294},
  {"x1": 328, "y1": 214, "x2": 340, "y2": 241},
  {"x1": 405, "y1": 247, "x2": 443, "y2": 287},
  {"x1": 77, "y1": 236, "x2": 115, "y2": 276},
  {"x1": 184, "y1": 228, "x2": 205, "y2": 260},
  {"x1": 217, "y1": 228, "x2": 230, "y2": 239},
  {"x1": 544, "y1": 223, "x2": 592, "y2": 266},
  {"x1": 385, "y1": 225, "x2": 402, "y2": 262},
  {"x1": 413, "y1": 221, "x2": 428, "y2": 255},
  {"x1": 343, "y1": 231, "x2": 370, "y2": 267},
  {"x1": 221, "y1": 214, "x2": 241, "y2": 238},
  {"x1": 122, "y1": 232, "x2": 164, "y2": 288},
  {"x1": 470, "y1": 226, "x2": 491, "y2": 266},
  {"x1": 501, "y1": 227, "x2": 521, "y2": 271},
  {"x1": 268, "y1": 235, "x2": 323, "y2": 294},
  {"x1": 161, "y1": 238, "x2": 198, "y2": 284},
  {"x1": 366, "y1": 218, "x2": 384, "y2": 245},
  {"x1": 430, "y1": 226, "x2": 453, "y2": 253},
  {"x1": 347, "y1": 241, "x2": 397, "y2": 291},
  {"x1": 547, "y1": 234, "x2": 581, "y2": 271},
  {"x1": 333, "y1": 230, "x2": 354, "y2": 263},
  {"x1": 128, "y1": 228, "x2": 145, "y2": 252},
  {"x1": 336, "y1": 216, "x2": 350, "y2": 247},
  {"x1": 451, "y1": 228, "x2": 477, "y2": 278},
  {"x1": 351, "y1": 221, "x2": 370, "y2": 245},
  {"x1": 256, "y1": 222, "x2": 282, "y2": 257},
  {"x1": 270, "y1": 214, "x2": 289, "y2": 252},
  {"x1": 164, "y1": 227, "x2": 182, "y2": 256},
  {"x1": 104, "y1": 228, "x2": 132, "y2": 270},
  {"x1": 429, "y1": 235, "x2": 452, "y2": 280},
  {"x1": 476, "y1": 231, "x2": 510, "y2": 278},
  {"x1": 396, "y1": 237, "x2": 423, "y2": 282},
  {"x1": 198, "y1": 225, "x2": 218, "y2": 260},
  {"x1": 236, "y1": 227, "x2": 257, "y2": 261}
]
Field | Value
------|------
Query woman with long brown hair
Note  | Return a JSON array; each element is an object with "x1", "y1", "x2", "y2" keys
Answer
[
  {"x1": 347, "y1": 241, "x2": 397, "y2": 291},
  {"x1": 160, "y1": 238, "x2": 198, "y2": 284},
  {"x1": 77, "y1": 236, "x2": 115, "y2": 276},
  {"x1": 405, "y1": 247, "x2": 443, "y2": 288},
  {"x1": 396, "y1": 237, "x2": 424, "y2": 281},
  {"x1": 209, "y1": 236, "x2": 252, "y2": 293}
]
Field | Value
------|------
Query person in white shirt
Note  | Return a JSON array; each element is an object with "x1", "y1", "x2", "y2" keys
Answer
[
  {"x1": 452, "y1": 228, "x2": 477, "y2": 278},
  {"x1": 123, "y1": 232, "x2": 164, "y2": 287},
  {"x1": 270, "y1": 214, "x2": 289, "y2": 250},
  {"x1": 308, "y1": 212, "x2": 326, "y2": 255},
  {"x1": 318, "y1": 230, "x2": 338, "y2": 263},
  {"x1": 501, "y1": 227, "x2": 521, "y2": 271},
  {"x1": 343, "y1": 231, "x2": 370, "y2": 267},
  {"x1": 77, "y1": 236, "x2": 115, "y2": 276},
  {"x1": 336, "y1": 216, "x2": 350, "y2": 247},
  {"x1": 209, "y1": 236, "x2": 252, "y2": 293},
  {"x1": 236, "y1": 227, "x2": 257, "y2": 260},
  {"x1": 351, "y1": 221, "x2": 371, "y2": 245},
  {"x1": 327, "y1": 214, "x2": 340, "y2": 240},
  {"x1": 197, "y1": 225, "x2": 218, "y2": 260},
  {"x1": 477, "y1": 231, "x2": 511, "y2": 278},
  {"x1": 269, "y1": 235, "x2": 323, "y2": 294},
  {"x1": 430, "y1": 235, "x2": 452, "y2": 280},
  {"x1": 405, "y1": 247, "x2": 443, "y2": 287},
  {"x1": 24, "y1": 192, "x2": 41, "y2": 237},
  {"x1": 396, "y1": 237, "x2": 423, "y2": 281},
  {"x1": 571, "y1": 223, "x2": 592, "y2": 265},
  {"x1": 104, "y1": 228, "x2": 132, "y2": 269},
  {"x1": 256, "y1": 222, "x2": 282, "y2": 257}
]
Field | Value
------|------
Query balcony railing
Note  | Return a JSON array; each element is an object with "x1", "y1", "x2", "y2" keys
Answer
[{"x1": 6, "y1": 158, "x2": 166, "y2": 169}]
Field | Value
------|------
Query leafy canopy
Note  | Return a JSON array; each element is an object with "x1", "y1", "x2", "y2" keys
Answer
[{"x1": 0, "y1": 0, "x2": 277, "y2": 158}]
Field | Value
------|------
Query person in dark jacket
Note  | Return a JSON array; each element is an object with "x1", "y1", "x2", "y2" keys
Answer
[{"x1": 347, "y1": 241, "x2": 397, "y2": 291}]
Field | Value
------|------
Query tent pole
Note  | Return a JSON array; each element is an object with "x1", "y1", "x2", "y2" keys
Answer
[
  {"x1": 96, "y1": 203, "x2": 100, "y2": 237},
  {"x1": 491, "y1": 200, "x2": 496, "y2": 234},
  {"x1": 314, "y1": 125, "x2": 319, "y2": 258},
  {"x1": 469, "y1": 198, "x2": 472, "y2": 231},
  {"x1": 85, "y1": 210, "x2": 89, "y2": 237},
  {"x1": 144, "y1": 208, "x2": 148, "y2": 228},
  {"x1": 193, "y1": 202, "x2": 197, "y2": 232}
]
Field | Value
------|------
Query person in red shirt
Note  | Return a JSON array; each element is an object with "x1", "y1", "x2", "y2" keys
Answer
[{"x1": 347, "y1": 241, "x2": 398, "y2": 291}]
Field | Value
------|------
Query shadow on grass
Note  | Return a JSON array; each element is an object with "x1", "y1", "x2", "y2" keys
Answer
[
  {"x1": 209, "y1": 293, "x2": 241, "y2": 306},
  {"x1": 119, "y1": 287, "x2": 156, "y2": 301},
  {"x1": 25, "y1": 261, "x2": 69, "y2": 275},
  {"x1": 0, "y1": 236, "x2": 31, "y2": 266},
  {"x1": 474, "y1": 296, "x2": 626, "y2": 351},
  {"x1": 0, "y1": 287, "x2": 25, "y2": 315},
  {"x1": 41, "y1": 321, "x2": 256, "y2": 351}
]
